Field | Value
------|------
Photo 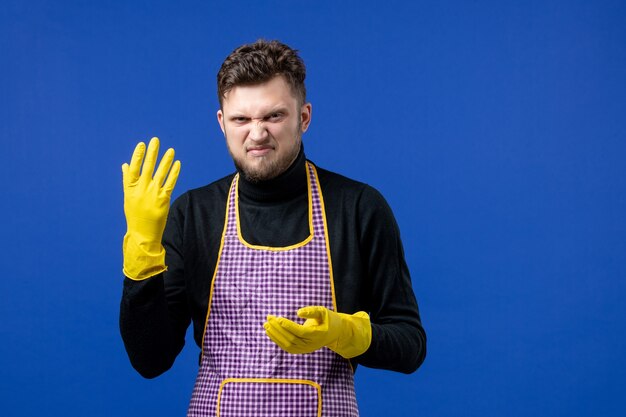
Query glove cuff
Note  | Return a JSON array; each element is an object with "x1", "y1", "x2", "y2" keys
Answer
[
  {"x1": 122, "y1": 232, "x2": 167, "y2": 281},
  {"x1": 329, "y1": 311, "x2": 372, "y2": 359}
]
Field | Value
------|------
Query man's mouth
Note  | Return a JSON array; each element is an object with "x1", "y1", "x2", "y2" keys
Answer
[{"x1": 247, "y1": 146, "x2": 273, "y2": 157}]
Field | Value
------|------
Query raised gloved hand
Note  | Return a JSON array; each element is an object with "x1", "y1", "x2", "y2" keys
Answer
[
  {"x1": 122, "y1": 137, "x2": 181, "y2": 280},
  {"x1": 263, "y1": 306, "x2": 372, "y2": 358}
]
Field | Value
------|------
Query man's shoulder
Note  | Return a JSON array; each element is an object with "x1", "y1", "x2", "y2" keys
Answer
[
  {"x1": 310, "y1": 162, "x2": 389, "y2": 208},
  {"x1": 312, "y1": 162, "x2": 365, "y2": 191}
]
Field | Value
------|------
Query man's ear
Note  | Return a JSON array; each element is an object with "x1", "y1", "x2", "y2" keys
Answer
[
  {"x1": 300, "y1": 103, "x2": 312, "y2": 133},
  {"x1": 217, "y1": 109, "x2": 226, "y2": 135}
]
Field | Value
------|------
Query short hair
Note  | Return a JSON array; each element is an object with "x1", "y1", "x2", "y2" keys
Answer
[{"x1": 217, "y1": 39, "x2": 307, "y2": 107}]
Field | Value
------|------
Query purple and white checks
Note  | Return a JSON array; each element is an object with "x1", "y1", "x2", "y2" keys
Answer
[{"x1": 187, "y1": 163, "x2": 358, "y2": 417}]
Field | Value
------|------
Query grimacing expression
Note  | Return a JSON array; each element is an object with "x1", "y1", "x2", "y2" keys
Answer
[{"x1": 217, "y1": 76, "x2": 312, "y2": 183}]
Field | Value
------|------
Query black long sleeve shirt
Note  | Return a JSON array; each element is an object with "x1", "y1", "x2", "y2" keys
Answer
[{"x1": 120, "y1": 149, "x2": 426, "y2": 378}]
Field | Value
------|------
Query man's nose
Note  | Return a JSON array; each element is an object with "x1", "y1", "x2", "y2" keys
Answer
[{"x1": 249, "y1": 120, "x2": 269, "y2": 141}]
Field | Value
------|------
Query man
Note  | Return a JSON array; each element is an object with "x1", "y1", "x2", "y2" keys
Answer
[{"x1": 120, "y1": 39, "x2": 426, "y2": 416}]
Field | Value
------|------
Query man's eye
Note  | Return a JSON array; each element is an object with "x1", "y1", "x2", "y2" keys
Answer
[
  {"x1": 267, "y1": 113, "x2": 283, "y2": 121},
  {"x1": 233, "y1": 117, "x2": 248, "y2": 123}
]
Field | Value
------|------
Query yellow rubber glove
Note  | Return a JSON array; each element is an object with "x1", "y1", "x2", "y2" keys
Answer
[
  {"x1": 122, "y1": 137, "x2": 181, "y2": 280},
  {"x1": 263, "y1": 306, "x2": 372, "y2": 359}
]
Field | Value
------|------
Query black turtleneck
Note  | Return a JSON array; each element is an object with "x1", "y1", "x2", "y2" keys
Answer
[
  {"x1": 238, "y1": 147, "x2": 310, "y2": 247},
  {"x1": 120, "y1": 147, "x2": 426, "y2": 379}
]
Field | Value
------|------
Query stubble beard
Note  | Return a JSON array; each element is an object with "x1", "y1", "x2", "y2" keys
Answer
[{"x1": 229, "y1": 130, "x2": 302, "y2": 184}]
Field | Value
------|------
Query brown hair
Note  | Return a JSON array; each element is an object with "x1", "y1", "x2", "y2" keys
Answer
[{"x1": 217, "y1": 39, "x2": 307, "y2": 107}]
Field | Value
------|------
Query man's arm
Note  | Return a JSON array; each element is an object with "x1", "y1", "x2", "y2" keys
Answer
[
  {"x1": 353, "y1": 186, "x2": 427, "y2": 374},
  {"x1": 119, "y1": 138, "x2": 190, "y2": 378},
  {"x1": 119, "y1": 193, "x2": 190, "y2": 378}
]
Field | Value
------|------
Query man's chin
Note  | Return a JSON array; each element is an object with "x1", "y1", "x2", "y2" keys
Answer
[
  {"x1": 236, "y1": 161, "x2": 279, "y2": 183},
  {"x1": 234, "y1": 142, "x2": 301, "y2": 183}
]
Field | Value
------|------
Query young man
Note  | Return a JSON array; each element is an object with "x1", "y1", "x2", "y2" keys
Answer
[{"x1": 121, "y1": 39, "x2": 426, "y2": 416}]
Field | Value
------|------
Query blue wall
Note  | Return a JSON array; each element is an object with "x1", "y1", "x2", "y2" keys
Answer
[{"x1": 1, "y1": 1, "x2": 625, "y2": 415}]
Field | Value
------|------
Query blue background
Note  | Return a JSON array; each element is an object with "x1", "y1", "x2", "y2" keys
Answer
[{"x1": 1, "y1": 1, "x2": 625, "y2": 415}]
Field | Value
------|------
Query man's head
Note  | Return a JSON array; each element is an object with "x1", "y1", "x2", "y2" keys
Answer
[
  {"x1": 217, "y1": 39, "x2": 307, "y2": 108},
  {"x1": 216, "y1": 40, "x2": 312, "y2": 183}
]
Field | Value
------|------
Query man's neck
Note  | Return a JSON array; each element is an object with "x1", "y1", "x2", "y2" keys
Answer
[{"x1": 238, "y1": 146, "x2": 307, "y2": 203}]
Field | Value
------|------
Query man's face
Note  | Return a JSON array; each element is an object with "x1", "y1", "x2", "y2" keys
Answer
[{"x1": 217, "y1": 76, "x2": 312, "y2": 183}]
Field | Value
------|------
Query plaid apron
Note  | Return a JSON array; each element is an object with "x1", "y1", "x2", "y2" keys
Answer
[{"x1": 187, "y1": 163, "x2": 358, "y2": 417}]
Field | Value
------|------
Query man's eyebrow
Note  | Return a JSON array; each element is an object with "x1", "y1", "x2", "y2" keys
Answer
[
  {"x1": 227, "y1": 106, "x2": 290, "y2": 119},
  {"x1": 228, "y1": 113, "x2": 249, "y2": 119},
  {"x1": 266, "y1": 106, "x2": 289, "y2": 114}
]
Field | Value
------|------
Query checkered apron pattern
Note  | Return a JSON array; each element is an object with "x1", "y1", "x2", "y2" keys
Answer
[{"x1": 187, "y1": 163, "x2": 359, "y2": 417}]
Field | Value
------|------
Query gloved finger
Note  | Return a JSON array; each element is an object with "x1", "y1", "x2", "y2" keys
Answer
[
  {"x1": 270, "y1": 315, "x2": 314, "y2": 338},
  {"x1": 263, "y1": 322, "x2": 310, "y2": 354},
  {"x1": 162, "y1": 160, "x2": 181, "y2": 196},
  {"x1": 153, "y1": 148, "x2": 175, "y2": 187},
  {"x1": 267, "y1": 317, "x2": 311, "y2": 343},
  {"x1": 297, "y1": 306, "x2": 326, "y2": 321},
  {"x1": 127, "y1": 142, "x2": 146, "y2": 185},
  {"x1": 264, "y1": 321, "x2": 292, "y2": 350},
  {"x1": 140, "y1": 137, "x2": 160, "y2": 180},
  {"x1": 122, "y1": 163, "x2": 129, "y2": 187}
]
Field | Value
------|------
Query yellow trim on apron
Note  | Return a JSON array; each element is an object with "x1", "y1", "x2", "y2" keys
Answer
[
  {"x1": 216, "y1": 378, "x2": 322, "y2": 417},
  {"x1": 200, "y1": 178, "x2": 235, "y2": 360},
  {"x1": 235, "y1": 162, "x2": 315, "y2": 251}
]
